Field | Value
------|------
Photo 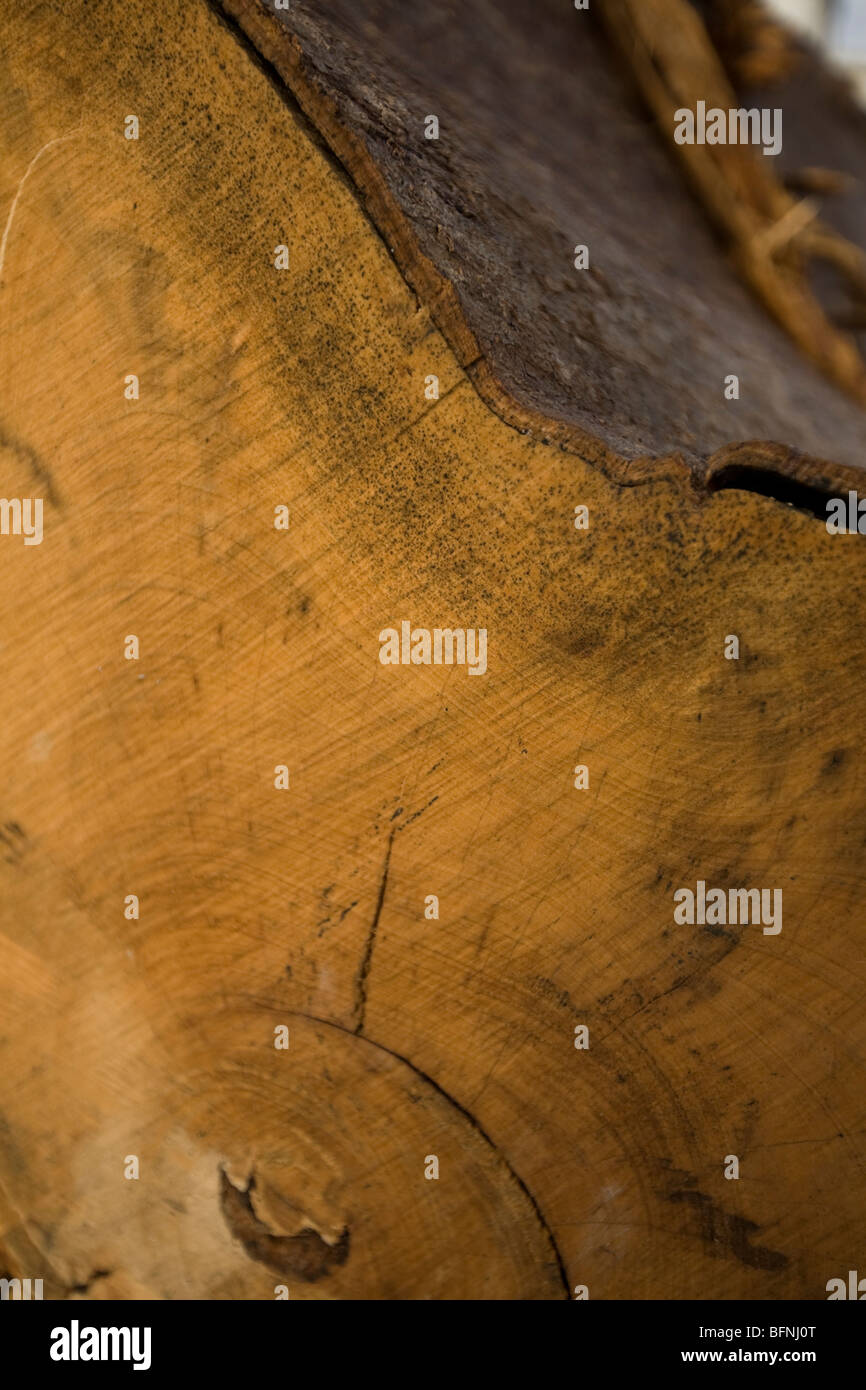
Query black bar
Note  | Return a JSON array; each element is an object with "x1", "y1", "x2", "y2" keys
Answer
[{"x1": 1, "y1": 1299, "x2": 859, "y2": 1375}]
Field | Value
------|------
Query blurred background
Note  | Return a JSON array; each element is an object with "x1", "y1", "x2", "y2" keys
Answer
[{"x1": 769, "y1": 0, "x2": 866, "y2": 101}]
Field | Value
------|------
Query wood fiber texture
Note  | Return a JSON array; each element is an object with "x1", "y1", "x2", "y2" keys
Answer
[{"x1": 0, "y1": 0, "x2": 863, "y2": 1301}]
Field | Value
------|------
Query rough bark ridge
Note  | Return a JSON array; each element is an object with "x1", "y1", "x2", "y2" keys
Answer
[
  {"x1": 0, "y1": 0, "x2": 864, "y2": 1301},
  {"x1": 222, "y1": 0, "x2": 866, "y2": 491}
]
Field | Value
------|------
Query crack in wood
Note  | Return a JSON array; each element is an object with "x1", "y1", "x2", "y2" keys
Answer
[{"x1": 352, "y1": 827, "x2": 395, "y2": 1036}]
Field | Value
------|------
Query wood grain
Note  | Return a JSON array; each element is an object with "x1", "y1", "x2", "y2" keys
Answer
[{"x1": 0, "y1": 0, "x2": 863, "y2": 1300}]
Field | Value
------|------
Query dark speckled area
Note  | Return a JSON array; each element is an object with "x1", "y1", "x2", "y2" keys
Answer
[{"x1": 252, "y1": 0, "x2": 866, "y2": 473}]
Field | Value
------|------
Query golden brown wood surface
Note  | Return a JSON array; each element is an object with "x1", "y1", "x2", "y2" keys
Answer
[{"x1": 0, "y1": 0, "x2": 864, "y2": 1300}]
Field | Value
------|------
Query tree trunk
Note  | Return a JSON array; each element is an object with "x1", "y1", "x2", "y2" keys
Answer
[{"x1": 0, "y1": 0, "x2": 864, "y2": 1300}]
